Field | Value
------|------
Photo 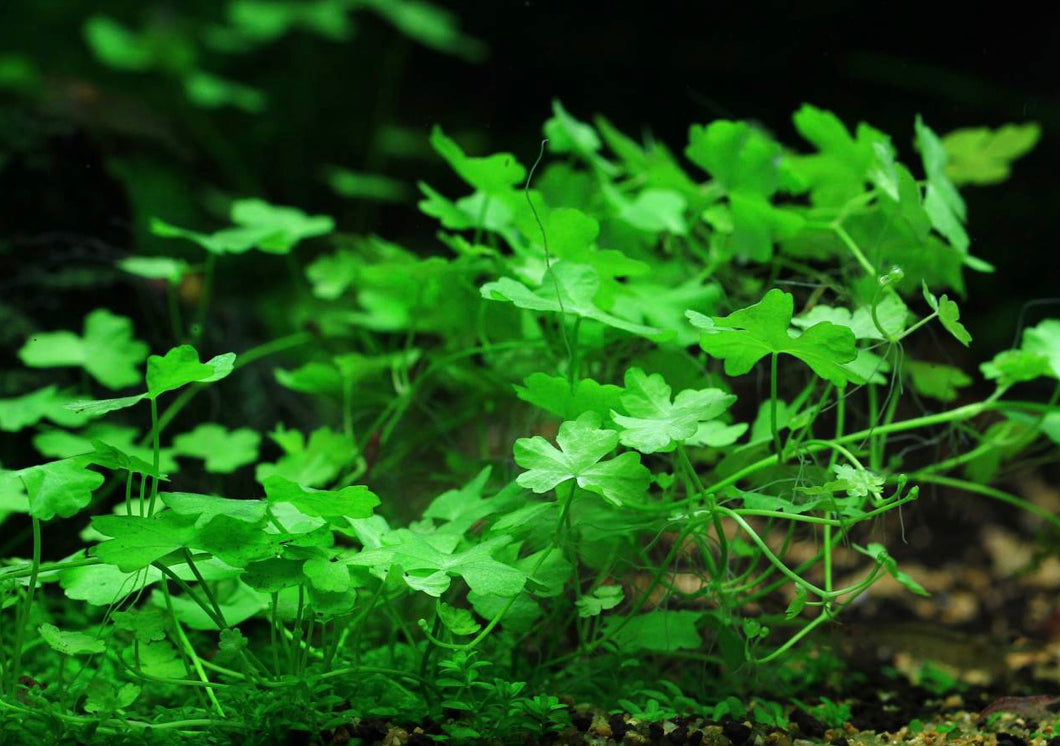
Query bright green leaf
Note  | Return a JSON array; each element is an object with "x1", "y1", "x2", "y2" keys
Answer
[
  {"x1": 92, "y1": 511, "x2": 197, "y2": 572},
  {"x1": 514, "y1": 373, "x2": 623, "y2": 421},
  {"x1": 118, "y1": 256, "x2": 190, "y2": 283},
  {"x1": 942, "y1": 123, "x2": 1040, "y2": 186},
  {"x1": 981, "y1": 348, "x2": 1052, "y2": 386},
  {"x1": 146, "y1": 345, "x2": 236, "y2": 399},
  {"x1": 611, "y1": 368, "x2": 735, "y2": 453},
  {"x1": 430, "y1": 126, "x2": 525, "y2": 193},
  {"x1": 39, "y1": 623, "x2": 105, "y2": 656},
  {"x1": 514, "y1": 412, "x2": 650, "y2": 506},
  {"x1": 1021, "y1": 319, "x2": 1060, "y2": 379},
  {"x1": 263, "y1": 474, "x2": 379, "y2": 520},
  {"x1": 437, "y1": 601, "x2": 482, "y2": 635},
  {"x1": 172, "y1": 424, "x2": 260, "y2": 473},
  {"x1": 0, "y1": 386, "x2": 94, "y2": 431},
  {"x1": 857, "y1": 543, "x2": 928, "y2": 596},
  {"x1": 303, "y1": 554, "x2": 351, "y2": 593},
  {"x1": 481, "y1": 262, "x2": 664, "y2": 339},
  {"x1": 20, "y1": 459, "x2": 104, "y2": 521},
  {"x1": 576, "y1": 585, "x2": 624, "y2": 618},
  {"x1": 19, "y1": 309, "x2": 148, "y2": 390},
  {"x1": 916, "y1": 116, "x2": 969, "y2": 253},
  {"x1": 686, "y1": 120, "x2": 782, "y2": 195},
  {"x1": 161, "y1": 491, "x2": 266, "y2": 528},
  {"x1": 255, "y1": 426, "x2": 356, "y2": 487},
  {"x1": 906, "y1": 360, "x2": 973, "y2": 402},
  {"x1": 921, "y1": 283, "x2": 972, "y2": 346},
  {"x1": 689, "y1": 289, "x2": 860, "y2": 385},
  {"x1": 64, "y1": 394, "x2": 146, "y2": 417}
]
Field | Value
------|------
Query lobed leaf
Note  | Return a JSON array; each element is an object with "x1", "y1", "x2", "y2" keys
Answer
[
  {"x1": 611, "y1": 367, "x2": 736, "y2": 453},
  {"x1": 146, "y1": 345, "x2": 236, "y2": 399},
  {"x1": 19, "y1": 309, "x2": 148, "y2": 390},
  {"x1": 689, "y1": 289, "x2": 860, "y2": 385},
  {"x1": 514, "y1": 411, "x2": 650, "y2": 506}
]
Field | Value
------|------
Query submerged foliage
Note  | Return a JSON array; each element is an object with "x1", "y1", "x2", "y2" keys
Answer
[{"x1": 0, "y1": 91, "x2": 1051, "y2": 743}]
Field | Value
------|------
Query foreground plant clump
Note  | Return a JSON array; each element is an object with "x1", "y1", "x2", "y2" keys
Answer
[{"x1": 0, "y1": 102, "x2": 1049, "y2": 743}]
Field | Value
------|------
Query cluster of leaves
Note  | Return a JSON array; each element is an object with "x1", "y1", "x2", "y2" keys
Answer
[{"x1": 0, "y1": 99, "x2": 1051, "y2": 744}]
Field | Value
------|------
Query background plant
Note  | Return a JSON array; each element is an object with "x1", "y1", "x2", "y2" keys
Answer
[{"x1": 0, "y1": 62, "x2": 1053, "y2": 746}]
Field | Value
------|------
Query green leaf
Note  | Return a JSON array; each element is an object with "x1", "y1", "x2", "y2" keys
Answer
[
  {"x1": 89, "y1": 439, "x2": 167, "y2": 478},
  {"x1": 831, "y1": 464, "x2": 884, "y2": 501},
  {"x1": 981, "y1": 349, "x2": 1052, "y2": 386},
  {"x1": 263, "y1": 474, "x2": 379, "y2": 520},
  {"x1": 785, "y1": 586, "x2": 808, "y2": 620},
  {"x1": 423, "y1": 468, "x2": 504, "y2": 536},
  {"x1": 183, "y1": 71, "x2": 265, "y2": 113},
  {"x1": 514, "y1": 411, "x2": 650, "y2": 506},
  {"x1": 305, "y1": 249, "x2": 359, "y2": 300},
  {"x1": 689, "y1": 289, "x2": 860, "y2": 385},
  {"x1": 83, "y1": 16, "x2": 155, "y2": 71},
  {"x1": 786, "y1": 105, "x2": 882, "y2": 206},
  {"x1": 161, "y1": 491, "x2": 267, "y2": 528},
  {"x1": 942, "y1": 123, "x2": 1040, "y2": 186},
  {"x1": 481, "y1": 262, "x2": 664, "y2": 339},
  {"x1": 437, "y1": 601, "x2": 482, "y2": 635},
  {"x1": 255, "y1": 426, "x2": 356, "y2": 487},
  {"x1": 616, "y1": 189, "x2": 688, "y2": 236},
  {"x1": 602, "y1": 610, "x2": 702, "y2": 652},
  {"x1": 152, "y1": 199, "x2": 333, "y2": 256},
  {"x1": 146, "y1": 345, "x2": 236, "y2": 399},
  {"x1": 274, "y1": 362, "x2": 342, "y2": 395},
  {"x1": 611, "y1": 368, "x2": 735, "y2": 453},
  {"x1": 64, "y1": 395, "x2": 146, "y2": 417},
  {"x1": 544, "y1": 100, "x2": 617, "y2": 176},
  {"x1": 364, "y1": 0, "x2": 486, "y2": 61},
  {"x1": 792, "y1": 294, "x2": 909, "y2": 341},
  {"x1": 302, "y1": 553, "x2": 351, "y2": 593},
  {"x1": 31, "y1": 424, "x2": 176, "y2": 474},
  {"x1": 91, "y1": 511, "x2": 197, "y2": 572},
  {"x1": 921, "y1": 283, "x2": 972, "y2": 346},
  {"x1": 118, "y1": 256, "x2": 190, "y2": 283},
  {"x1": 172, "y1": 423, "x2": 260, "y2": 473},
  {"x1": 417, "y1": 182, "x2": 479, "y2": 230},
  {"x1": 685, "y1": 420, "x2": 747, "y2": 448},
  {"x1": 0, "y1": 386, "x2": 94, "y2": 431},
  {"x1": 518, "y1": 546, "x2": 572, "y2": 597},
  {"x1": 20, "y1": 459, "x2": 104, "y2": 521},
  {"x1": 325, "y1": 166, "x2": 409, "y2": 202},
  {"x1": 1021, "y1": 319, "x2": 1060, "y2": 379},
  {"x1": 685, "y1": 120, "x2": 782, "y2": 195},
  {"x1": 112, "y1": 608, "x2": 167, "y2": 643},
  {"x1": 218, "y1": 627, "x2": 248, "y2": 655},
  {"x1": 430, "y1": 126, "x2": 526, "y2": 193},
  {"x1": 857, "y1": 543, "x2": 928, "y2": 596},
  {"x1": 195, "y1": 515, "x2": 280, "y2": 567},
  {"x1": 514, "y1": 373, "x2": 623, "y2": 421},
  {"x1": 0, "y1": 470, "x2": 28, "y2": 524},
  {"x1": 242, "y1": 557, "x2": 307, "y2": 593},
  {"x1": 906, "y1": 361, "x2": 973, "y2": 402},
  {"x1": 708, "y1": 193, "x2": 804, "y2": 263},
  {"x1": 38, "y1": 623, "x2": 105, "y2": 656},
  {"x1": 576, "y1": 585, "x2": 624, "y2": 618},
  {"x1": 135, "y1": 640, "x2": 185, "y2": 678},
  {"x1": 19, "y1": 309, "x2": 148, "y2": 390},
  {"x1": 347, "y1": 532, "x2": 526, "y2": 597},
  {"x1": 915, "y1": 116, "x2": 969, "y2": 253},
  {"x1": 59, "y1": 563, "x2": 162, "y2": 606},
  {"x1": 83, "y1": 681, "x2": 141, "y2": 714}
]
